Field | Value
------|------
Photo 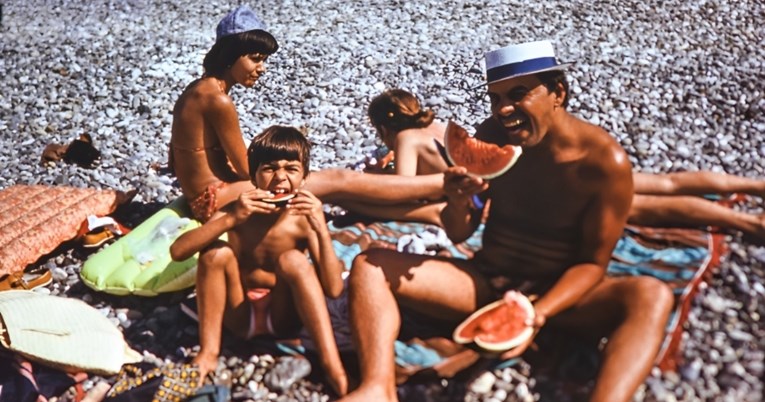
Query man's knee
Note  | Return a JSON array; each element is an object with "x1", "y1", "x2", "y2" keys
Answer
[
  {"x1": 621, "y1": 276, "x2": 674, "y2": 319},
  {"x1": 349, "y1": 249, "x2": 388, "y2": 286},
  {"x1": 276, "y1": 249, "x2": 311, "y2": 280}
]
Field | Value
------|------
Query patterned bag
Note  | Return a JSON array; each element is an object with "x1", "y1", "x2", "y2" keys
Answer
[{"x1": 105, "y1": 363, "x2": 202, "y2": 402}]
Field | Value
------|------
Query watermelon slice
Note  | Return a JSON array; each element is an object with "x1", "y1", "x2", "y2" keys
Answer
[
  {"x1": 263, "y1": 192, "x2": 296, "y2": 206},
  {"x1": 444, "y1": 121, "x2": 522, "y2": 179},
  {"x1": 453, "y1": 291, "x2": 535, "y2": 353}
]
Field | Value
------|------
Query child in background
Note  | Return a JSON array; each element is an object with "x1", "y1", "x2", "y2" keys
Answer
[{"x1": 170, "y1": 126, "x2": 348, "y2": 396}]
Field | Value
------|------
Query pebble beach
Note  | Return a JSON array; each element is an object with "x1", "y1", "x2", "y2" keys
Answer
[{"x1": 1, "y1": 0, "x2": 764, "y2": 401}]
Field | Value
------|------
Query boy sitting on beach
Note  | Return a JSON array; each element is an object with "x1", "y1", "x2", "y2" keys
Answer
[{"x1": 170, "y1": 125, "x2": 348, "y2": 396}]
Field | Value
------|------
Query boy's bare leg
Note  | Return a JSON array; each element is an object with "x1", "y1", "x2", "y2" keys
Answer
[
  {"x1": 271, "y1": 250, "x2": 348, "y2": 396},
  {"x1": 307, "y1": 169, "x2": 445, "y2": 205},
  {"x1": 193, "y1": 241, "x2": 249, "y2": 379},
  {"x1": 551, "y1": 276, "x2": 674, "y2": 402},
  {"x1": 340, "y1": 249, "x2": 492, "y2": 402},
  {"x1": 634, "y1": 171, "x2": 765, "y2": 197},
  {"x1": 630, "y1": 194, "x2": 765, "y2": 243}
]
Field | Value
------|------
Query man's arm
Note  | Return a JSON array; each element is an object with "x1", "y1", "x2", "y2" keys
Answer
[
  {"x1": 440, "y1": 167, "x2": 489, "y2": 243},
  {"x1": 533, "y1": 145, "x2": 634, "y2": 320}
]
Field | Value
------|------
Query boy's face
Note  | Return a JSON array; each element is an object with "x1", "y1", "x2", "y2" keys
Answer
[{"x1": 252, "y1": 159, "x2": 306, "y2": 194}]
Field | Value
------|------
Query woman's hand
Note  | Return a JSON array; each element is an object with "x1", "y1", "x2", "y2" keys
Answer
[
  {"x1": 286, "y1": 189, "x2": 327, "y2": 232},
  {"x1": 231, "y1": 188, "x2": 278, "y2": 224}
]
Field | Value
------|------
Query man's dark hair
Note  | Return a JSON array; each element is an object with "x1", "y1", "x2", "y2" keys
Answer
[
  {"x1": 247, "y1": 126, "x2": 311, "y2": 177},
  {"x1": 536, "y1": 70, "x2": 569, "y2": 108},
  {"x1": 203, "y1": 30, "x2": 278, "y2": 76}
]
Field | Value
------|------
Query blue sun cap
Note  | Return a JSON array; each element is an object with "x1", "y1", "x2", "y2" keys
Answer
[
  {"x1": 484, "y1": 40, "x2": 571, "y2": 85},
  {"x1": 216, "y1": 5, "x2": 269, "y2": 40}
]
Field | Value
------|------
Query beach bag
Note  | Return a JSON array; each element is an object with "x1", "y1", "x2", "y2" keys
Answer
[
  {"x1": 104, "y1": 363, "x2": 203, "y2": 402},
  {"x1": 0, "y1": 290, "x2": 141, "y2": 376}
]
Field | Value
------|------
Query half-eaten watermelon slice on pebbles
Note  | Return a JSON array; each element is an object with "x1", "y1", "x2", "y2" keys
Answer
[
  {"x1": 263, "y1": 192, "x2": 296, "y2": 206},
  {"x1": 444, "y1": 121, "x2": 522, "y2": 179},
  {"x1": 453, "y1": 291, "x2": 535, "y2": 353}
]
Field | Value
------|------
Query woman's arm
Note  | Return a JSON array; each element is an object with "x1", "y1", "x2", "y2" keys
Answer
[{"x1": 205, "y1": 94, "x2": 250, "y2": 180}]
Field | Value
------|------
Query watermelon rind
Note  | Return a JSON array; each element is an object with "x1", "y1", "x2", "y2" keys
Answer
[
  {"x1": 443, "y1": 121, "x2": 523, "y2": 180},
  {"x1": 263, "y1": 192, "x2": 296, "y2": 203},
  {"x1": 452, "y1": 292, "x2": 535, "y2": 353}
]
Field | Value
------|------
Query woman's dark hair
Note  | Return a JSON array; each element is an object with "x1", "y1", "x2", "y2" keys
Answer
[
  {"x1": 367, "y1": 89, "x2": 435, "y2": 137},
  {"x1": 247, "y1": 126, "x2": 311, "y2": 177},
  {"x1": 536, "y1": 70, "x2": 569, "y2": 107},
  {"x1": 203, "y1": 29, "x2": 279, "y2": 76}
]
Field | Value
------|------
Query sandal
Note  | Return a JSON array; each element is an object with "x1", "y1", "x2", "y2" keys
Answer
[
  {"x1": 82, "y1": 227, "x2": 117, "y2": 248},
  {"x1": 0, "y1": 268, "x2": 52, "y2": 291}
]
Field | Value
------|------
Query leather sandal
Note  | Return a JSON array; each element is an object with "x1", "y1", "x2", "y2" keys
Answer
[
  {"x1": 0, "y1": 268, "x2": 53, "y2": 291},
  {"x1": 82, "y1": 227, "x2": 117, "y2": 248}
]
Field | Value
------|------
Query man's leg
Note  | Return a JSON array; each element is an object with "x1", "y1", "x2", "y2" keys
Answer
[
  {"x1": 270, "y1": 250, "x2": 348, "y2": 396},
  {"x1": 550, "y1": 275, "x2": 674, "y2": 402},
  {"x1": 630, "y1": 194, "x2": 765, "y2": 243},
  {"x1": 634, "y1": 171, "x2": 765, "y2": 197},
  {"x1": 340, "y1": 248, "x2": 493, "y2": 402},
  {"x1": 306, "y1": 169, "x2": 445, "y2": 205},
  {"x1": 193, "y1": 241, "x2": 249, "y2": 379}
]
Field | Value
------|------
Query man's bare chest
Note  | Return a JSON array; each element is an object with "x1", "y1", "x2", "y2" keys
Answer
[{"x1": 487, "y1": 165, "x2": 592, "y2": 232}]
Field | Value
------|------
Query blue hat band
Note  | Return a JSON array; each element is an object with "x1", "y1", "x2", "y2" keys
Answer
[{"x1": 486, "y1": 57, "x2": 559, "y2": 83}]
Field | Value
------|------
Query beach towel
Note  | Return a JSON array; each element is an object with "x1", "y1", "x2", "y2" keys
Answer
[
  {"x1": 327, "y1": 219, "x2": 726, "y2": 372},
  {"x1": 0, "y1": 185, "x2": 124, "y2": 278}
]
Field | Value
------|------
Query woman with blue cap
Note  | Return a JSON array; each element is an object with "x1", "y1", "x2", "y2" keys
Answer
[{"x1": 170, "y1": 5, "x2": 279, "y2": 224}]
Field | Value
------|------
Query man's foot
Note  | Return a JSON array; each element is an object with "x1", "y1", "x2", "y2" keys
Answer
[
  {"x1": 337, "y1": 384, "x2": 396, "y2": 402},
  {"x1": 742, "y1": 213, "x2": 765, "y2": 246}
]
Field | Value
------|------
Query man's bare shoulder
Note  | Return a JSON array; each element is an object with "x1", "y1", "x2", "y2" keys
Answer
[{"x1": 575, "y1": 118, "x2": 632, "y2": 183}]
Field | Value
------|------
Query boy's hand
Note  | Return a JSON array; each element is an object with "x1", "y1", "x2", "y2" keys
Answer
[
  {"x1": 286, "y1": 189, "x2": 326, "y2": 232},
  {"x1": 444, "y1": 166, "x2": 488, "y2": 203},
  {"x1": 232, "y1": 188, "x2": 279, "y2": 224}
]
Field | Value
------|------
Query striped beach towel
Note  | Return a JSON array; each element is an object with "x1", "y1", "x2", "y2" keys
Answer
[{"x1": 328, "y1": 220, "x2": 726, "y2": 371}]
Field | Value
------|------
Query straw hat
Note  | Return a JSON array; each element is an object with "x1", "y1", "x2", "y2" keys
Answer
[{"x1": 484, "y1": 40, "x2": 571, "y2": 85}]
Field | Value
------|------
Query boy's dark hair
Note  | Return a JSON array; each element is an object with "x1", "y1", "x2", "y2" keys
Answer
[
  {"x1": 536, "y1": 70, "x2": 569, "y2": 108},
  {"x1": 203, "y1": 30, "x2": 279, "y2": 76},
  {"x1": 248, "y1": 126, "x2": 311, "y2": 177}
]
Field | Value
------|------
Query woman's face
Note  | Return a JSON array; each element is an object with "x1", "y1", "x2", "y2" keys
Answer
[{"x1": 231, "y1": 53, "x2": 268, "y2": 87}]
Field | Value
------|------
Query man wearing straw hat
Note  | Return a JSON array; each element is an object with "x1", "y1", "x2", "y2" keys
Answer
[{"x1": 340, "y1": 40, "x2": 673, "y2": 402}]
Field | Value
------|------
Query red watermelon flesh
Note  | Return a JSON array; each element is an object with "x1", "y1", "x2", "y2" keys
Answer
[
  {"x1": 263, "y1": 192, "x2": 296, "y2": 204},
  {"x1": 444, "y1": 121, "x2": 522, "y2": 179},
  {"x1": 453, "y1": 291, "x2": 535, "y2": 352}
]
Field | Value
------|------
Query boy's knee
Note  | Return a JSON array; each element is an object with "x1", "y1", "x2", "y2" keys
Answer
[
  {"x1": 198, "y1": 242, "x2": 236, "y2": 269},
  {"x1": 276, "y1": 249, "x2": 311, "y2": 279}
]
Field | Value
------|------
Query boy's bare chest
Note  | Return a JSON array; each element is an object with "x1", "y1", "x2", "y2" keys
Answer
[{"x1": 229, "y1": 215, "x2": 307, "y2": 270}]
